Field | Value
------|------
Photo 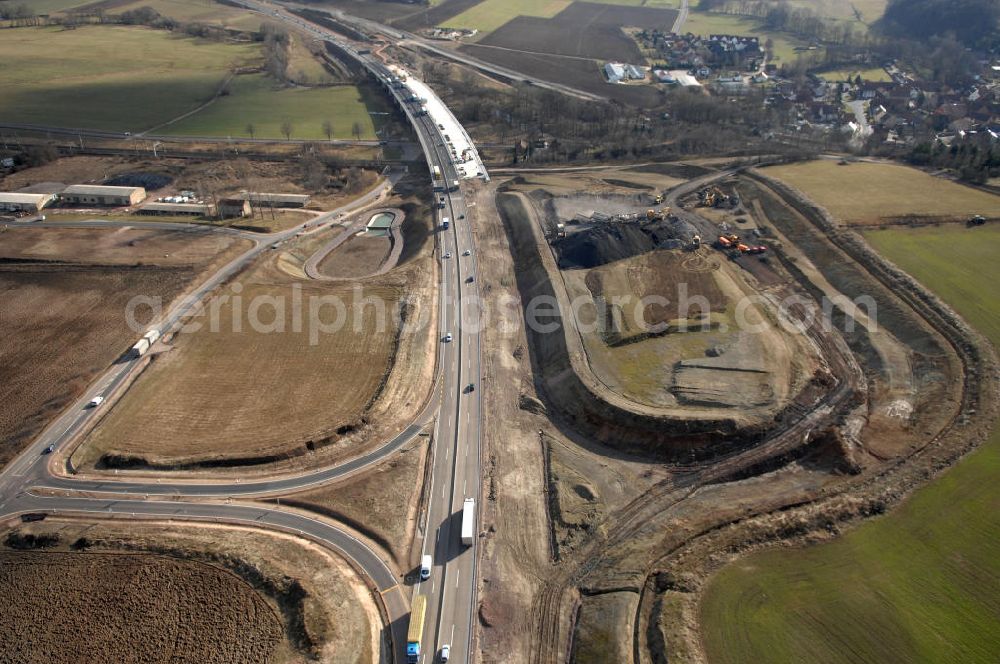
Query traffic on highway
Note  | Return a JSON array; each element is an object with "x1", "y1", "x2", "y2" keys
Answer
[{"x1": 0, "y1": 3, "x2": 487, "y2": 663}]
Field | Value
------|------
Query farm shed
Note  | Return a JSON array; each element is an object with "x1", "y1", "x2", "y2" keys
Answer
[
  {"x1": 139, "y1": 202, "x2": 214, "y2": 216},
  {"x1": 218, "y1": 198, "x2": 252, "y2": 219},
  {"x1": 0, "y1": 192, "x2": 54, "y2": 213},
  {"x1": 236, "y1": 192, "x2": 311, "y2": 208},
  {"x1": 605, "y1": 62, "x2": 627, "y2": 83},
  {"x1": 61, "y1": 184, "x2": 146, "y2": 206}
]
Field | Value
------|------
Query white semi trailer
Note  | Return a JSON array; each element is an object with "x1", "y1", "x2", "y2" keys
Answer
[
  {"x1": 461, "y1": 498, "x2": 475, "y2": 546},
  {"x1": 131, "y1": 329, "x2": 161, "y2": 356}
]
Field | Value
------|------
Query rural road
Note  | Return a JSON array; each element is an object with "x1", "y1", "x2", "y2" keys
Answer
[{"x1": 0, "y1": 4, "x2": 486, "y2": 664}]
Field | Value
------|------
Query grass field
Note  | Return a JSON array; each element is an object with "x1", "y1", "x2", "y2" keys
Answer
[
  {"x1": 162, "y1": 74, "x2": 383, "y2": 140},
  {"x1": 444, "y1": 0, "x2": 680, "y2": 38},
  {"x1": 764, "y1": 160, "x2": 1000, "y2": 223},
  {"x1": 818, "y1": 66, "x2": 891, "y2": 82},
  {"x1": 115, "y1": 0, "x2": 267, "y2": 31},
  {"x1": 0, "y1": 26, "x2": 258, "y2": 131},
  {"x1": 0, "y1": 26, "x2": 383, "y2": 137},
  {"x1": 443, "y1": 0, "x2": 571, "y2": 33},
  {"x1": 700, "y1": 223, "x2": 1000, "y2": 664},
  {"x1": 286, "y1": 34, "x2": 338, "y2": 85}
]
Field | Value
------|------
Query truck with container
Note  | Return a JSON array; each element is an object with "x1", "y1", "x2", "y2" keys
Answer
[
  {"x1": 441, "y1": 216, "x2": 450, "y2": 230},
  {"x1": 406, "y1": 595, "x2": 427, "y2": 663},
  {"x1": 130, "y1": 328, "x2": 161, "y2": 357},
  {"x1": 461, "y1": 497, "x2": 476, "y2": 546},
  {"x1": 432, "y1": 165, "x2": 442, "y2": 180}
]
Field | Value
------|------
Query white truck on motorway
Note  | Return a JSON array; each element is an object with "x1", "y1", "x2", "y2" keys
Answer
[
  {"x1": 130, "y1": 328, "x2": 161, "y2": 357},
  {"x1": 461, "y1": 498, "x2": 476, "y2": 546}
]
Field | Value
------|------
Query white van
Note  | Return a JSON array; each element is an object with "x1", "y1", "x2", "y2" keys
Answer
[{"x1": 420, "y1": 554, "x2": 432, "y2": 580}]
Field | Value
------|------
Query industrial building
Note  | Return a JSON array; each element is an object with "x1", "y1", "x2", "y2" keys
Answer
[
  {"x1": 60, "y1": 184, "x2": 146, "y2": 207},
  {"x1": 139, "y1": 202, "x2": 214, "y2": 217},
  {"x1": 236, "y1": 192, "x2": 311, "y2": 208},
  {"x1": 0, "y1": 192, "x2": 54, "y2": 213}
]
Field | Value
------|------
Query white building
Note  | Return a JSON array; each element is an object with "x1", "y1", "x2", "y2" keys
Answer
[
  {"x1": 605, "y1": 62, "x2": 627, "y2": 83},
  {"x1": 605, "y1": 62, "x2": 646, "y2": 84},
  {"x1": 0, "y1": 192, "x2": 54, "y2": 213}
]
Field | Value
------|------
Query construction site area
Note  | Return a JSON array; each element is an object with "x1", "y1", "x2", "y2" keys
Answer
[
  {"x1": 472, "y1": 158, "x2": 998, "y2": 663},
  {"x1": 4, "y1": 2, "x2": 1000, "y2": 663}
]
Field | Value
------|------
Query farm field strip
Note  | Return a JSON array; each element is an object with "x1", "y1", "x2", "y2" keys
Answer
[
  {"x1": 699, "y1": 223, "x2": 1000, "y2": 664},
  {"x1": 162, "y1": 74, "x2": 385, "y2": 140},
  {"x1": 763, "y1": 160, "x2": 1000, "y2": 223}
]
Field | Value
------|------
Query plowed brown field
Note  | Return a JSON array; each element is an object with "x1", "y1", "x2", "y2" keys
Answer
[{"x1": 0, "y1": 551, "x2": 281, "y2": 664}]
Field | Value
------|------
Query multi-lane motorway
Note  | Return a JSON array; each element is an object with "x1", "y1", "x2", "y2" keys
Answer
[{"x1": 0, "y1": 4, "x2": 485, "y2": 663}]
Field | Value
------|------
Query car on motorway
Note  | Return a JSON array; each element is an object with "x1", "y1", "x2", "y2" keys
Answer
[
  {"x1": 463, "y1": 249, "x2": 471, "y2": 256},
  {"x1": 420, "y1": 554, "x2": 432, "y2": 580},
  {"x1": 466, "y1": 276, "x2": 474, "y2": 283},
  {"x1": 42, "y1": 444, "x2": 55, "y2": 455},
  {"x1": 443, "y1": 252, "x2": 451, "y2": 259},
  {"x1": 458, "y1": 214, "x2": 465, "y2": 220},
  {"x1": 88, "y1": 396, "x2": 105, "y2": 408},
  {"x1": 440, "y1": 644, "x2": 451, "y2": 661},
  {"x1": 443, "y1": 333, "x2": 453, "y2": 342},
  {"x1": 465, "y1": 383, "x2": 475, "y2": 393}
]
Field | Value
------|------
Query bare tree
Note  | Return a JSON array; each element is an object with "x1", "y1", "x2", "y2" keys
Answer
[
  {"x1": 245, "y1": 123, "x2": 255, "y2": 140},
  {"x1": 280, "y1": 119, "x2": 293, "y2": 141},
  {"x1": 322, "y1": 119, "x2": 334, "y2": 142},
  {"x1": 351, "y1": 121, "x2": 363, "y2": 140}
]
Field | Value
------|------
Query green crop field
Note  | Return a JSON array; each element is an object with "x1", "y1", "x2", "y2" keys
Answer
[
  {"x1": 162, "y1": 74, "x2": 384, "y2": 140},
  {"x1": 700, "y1": 223, "x2": 1000, "y2": 664},
  {"x1": 114, "y1": 0, "x2": 266, "y2": 31},
  {"x1": 443, "y1": 0, "x2": 572, "y2": 34},
  {"x1": 765, "y1": 160, "x2": 1000, "y2": 223},
  {"x1": 444, "y1": 0, "x2": 680, "y2": 36},
  {"x1": 0, "y1": 26, "x2": 259, "y2": 131},
  {"x1": 0, "y1": 25, "x2": 384, "y2": 138}
]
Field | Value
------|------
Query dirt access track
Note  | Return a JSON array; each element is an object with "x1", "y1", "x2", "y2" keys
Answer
[
  {"x1": 0, "y1": 225, "x2": 252, "y2": 471},
  {"x1": 71, "y1": 185, "x2": 437, "y2": 476},
  {"x1": 467, "y1": 161, "x2": 997, "y2": 664}
]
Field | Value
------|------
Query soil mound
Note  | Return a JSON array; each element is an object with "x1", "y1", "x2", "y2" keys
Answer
[{"x1": 554, "y1": 224, "x2": 654, "y2": 270}]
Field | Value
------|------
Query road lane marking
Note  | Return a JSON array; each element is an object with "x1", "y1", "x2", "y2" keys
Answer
[{"x1": 455, "y1": 568, "x2": 461, "y2": 588}]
